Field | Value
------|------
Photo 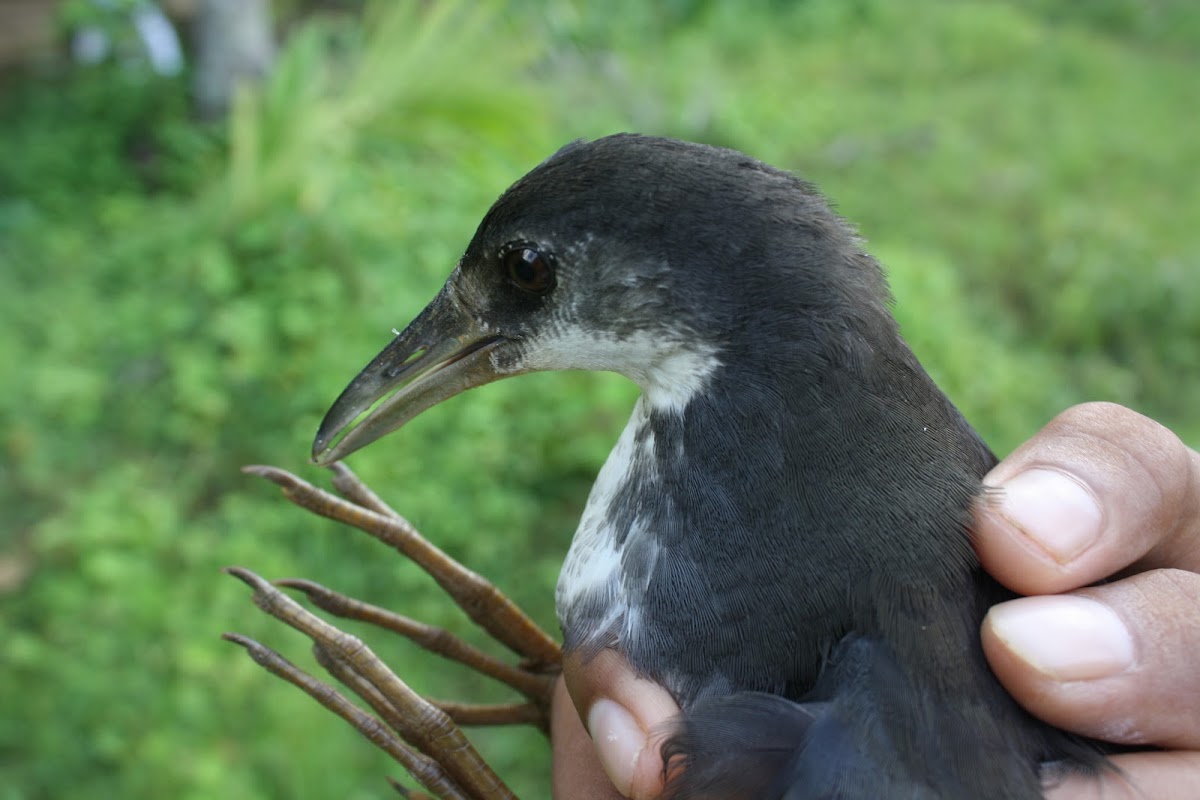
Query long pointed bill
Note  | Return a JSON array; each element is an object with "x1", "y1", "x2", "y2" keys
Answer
[{"x1": 312, "y1": 289, "x2": 513, "y2": 465}]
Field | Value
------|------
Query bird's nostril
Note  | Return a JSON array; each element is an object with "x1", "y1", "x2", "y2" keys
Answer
[
  {"x1": 402, "y1": 346, "x2": 428, "y2": 365},
  {"x1": 383, "y1": 346, "x2": 428, "y2": 379}
]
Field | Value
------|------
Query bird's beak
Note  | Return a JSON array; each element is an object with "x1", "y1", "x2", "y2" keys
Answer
[{"x1": 312, "y1": 288, "x2": 509, "y2": 464}]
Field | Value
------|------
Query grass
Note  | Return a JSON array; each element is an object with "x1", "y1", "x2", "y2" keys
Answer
[{"x1": 1, "y1": 1, "x2": 1196, "y2": 797}]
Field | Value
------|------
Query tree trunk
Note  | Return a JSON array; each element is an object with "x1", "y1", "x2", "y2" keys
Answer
[{"x1": 192, "y1": 0, "x2": 276, "y2": 119}]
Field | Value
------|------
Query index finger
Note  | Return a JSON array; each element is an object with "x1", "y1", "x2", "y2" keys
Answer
[{"x1": 974, "y1": 402, "x2": 1200, "y2": 595}]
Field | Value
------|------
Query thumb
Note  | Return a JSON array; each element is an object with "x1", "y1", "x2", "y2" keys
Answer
[{"x1": 559, "y1": 649, "x2": 681, "y2": 799}]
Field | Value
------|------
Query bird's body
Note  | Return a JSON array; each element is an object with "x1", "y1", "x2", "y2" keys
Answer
[{"x1": 313, "y1": 134, "x2": 1105, "y2": 798}]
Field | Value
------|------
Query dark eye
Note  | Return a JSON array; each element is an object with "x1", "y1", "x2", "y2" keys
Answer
[{"x1": 503, "y1": 246, "x2": 555, "y2": 294}]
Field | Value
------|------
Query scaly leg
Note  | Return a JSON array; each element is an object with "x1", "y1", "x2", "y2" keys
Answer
[
  {"x1": 224, "y1": 464, "x2": 562, "y2": 798},
  {"x1": 274, "y1": 577, "x2": 552, "y2": 728},
  {"x1": 244, "y1": 464, "x2": 560, "y2": 669},
  {"x1": 222, "y1": 630, "x2": 449, "y2": 800}
]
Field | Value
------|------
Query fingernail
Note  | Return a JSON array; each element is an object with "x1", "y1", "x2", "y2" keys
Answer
[
  {"x1": 588, "y1": 699, "x2": 644, "y2": 796},
  {"x1": 988, "y1": 595, "x2": 1135, "y2": 680},
  {"x1": 999, "y1": 469, "x2": 1103, "y2": 563}
]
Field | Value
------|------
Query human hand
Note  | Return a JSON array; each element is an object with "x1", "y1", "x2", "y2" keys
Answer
[
  {"x1": 551, "y1": 402, "x2": 1200, "y2": 799},
  {"x1": 976, "y1": 402, "x2": 1200, "y2": 798},
  {"x1": 551, "y1": 649, "x2": 677, "y2": 799}
]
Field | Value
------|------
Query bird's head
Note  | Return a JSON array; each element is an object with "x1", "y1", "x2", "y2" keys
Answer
[{"x1": 312, "y1": 134, "x2": 892, "y2": 464}]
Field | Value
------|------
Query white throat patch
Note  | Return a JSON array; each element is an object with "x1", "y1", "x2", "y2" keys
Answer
[{"x1": 517, "y1": 326, "x2": 720, "y2": 415}]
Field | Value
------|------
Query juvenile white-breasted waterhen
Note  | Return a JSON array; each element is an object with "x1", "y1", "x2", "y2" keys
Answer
[{"x1": 243, "y1": 134, "x2": 1112, "y2": 799}]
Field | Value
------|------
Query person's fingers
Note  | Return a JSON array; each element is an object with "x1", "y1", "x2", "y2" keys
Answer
[
  {"x1": 973, "y1": 403, "x2": 1200, "y2": 797},
  {"x1": 974, "y1": 402, "x2": 1200, "y2": 596},
  {"x1": 1044, "y1": 750, "x2": 1200, "y2": 800},
  {"x1": 982, "y1": 569, "x2": 1200, "y2": 750},
  {"x1": 557, "y1": 648, "x2": 681, "y2": 799}
]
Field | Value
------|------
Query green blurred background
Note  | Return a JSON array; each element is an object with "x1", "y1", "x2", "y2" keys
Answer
[{"x1": 2, "y1": 1, "x2": 1197, "y2": 797}]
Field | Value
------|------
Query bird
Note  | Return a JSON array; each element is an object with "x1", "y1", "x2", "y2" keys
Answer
[{"x1": 310, "y1": 134, "x2": 1108, "y2": 798}]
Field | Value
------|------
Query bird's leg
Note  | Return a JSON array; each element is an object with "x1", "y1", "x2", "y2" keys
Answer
[
  {"x1": 226, "y1": 464, "x2": 561, "y2": 797},
  {"x1": 223, "y1": 568, "x2": 508, "y2": 800},
  {"x1": 274, "y1": 577, "x2": 552, "y2": 728},
  {"x1": 222, "y1": 631, "x2": 450, "y2": 800},
  {"x1": 243, "y1": 463, "x2": 561, "y2": 671}
]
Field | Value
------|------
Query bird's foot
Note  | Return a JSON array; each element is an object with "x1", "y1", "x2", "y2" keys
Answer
[{"x1": 224, "y1": 463, "x2": 561, "y2": 799}]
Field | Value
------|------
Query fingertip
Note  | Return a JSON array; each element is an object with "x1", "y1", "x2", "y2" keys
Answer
[
  {"x1": 982, "y1": 593, "x2": 1149, "y2": 746},
  {"x1": 587, "y1": 699, "x2": 642, "y2": 796},
  {"x1": 563, "y1": 649, "x2": 680, "y2": 799},
  {"x1": 975, "y1": 467, "x2": 1105, "y2": 595},
  {"x1": 997, "y1": 468, "x2": 1104, "y2": 565},
  {"x1": 585, "y1": 697, "x2": 675, "y2": 800},
  {"x1": 976, "y1": 403, "x2": 1200, "y2": 595},
  {"x1": 984, "y1": 595, "x2": 1134, "y2": 683}
]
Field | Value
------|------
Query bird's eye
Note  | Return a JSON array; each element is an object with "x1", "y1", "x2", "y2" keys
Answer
[{"x1": 503, "y1": 246, "x2": 555, "y2": 295}]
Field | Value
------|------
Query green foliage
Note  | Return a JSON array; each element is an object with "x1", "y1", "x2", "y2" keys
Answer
[{"x1": 1, "y1": 1, "x2": 1196, "y2": 798}]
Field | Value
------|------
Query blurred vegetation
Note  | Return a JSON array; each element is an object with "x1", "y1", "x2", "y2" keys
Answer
[{"x1": 1, "y1": 0, "x2": 1196, "y2": 797}]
